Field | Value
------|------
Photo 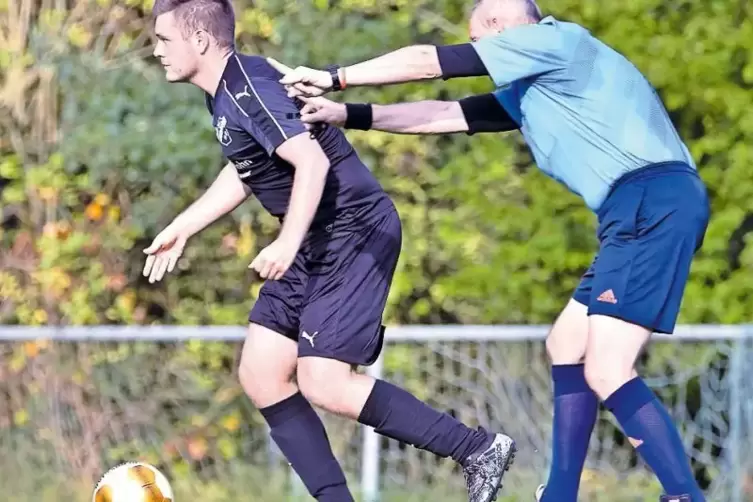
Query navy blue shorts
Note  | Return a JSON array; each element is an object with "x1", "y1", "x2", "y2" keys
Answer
[
  {"x1": 573, "y1": 162, "x2": 710, "y2": 334},
  {"x1": 249, "y1": 202, "x2": 401, "y2": 366}
]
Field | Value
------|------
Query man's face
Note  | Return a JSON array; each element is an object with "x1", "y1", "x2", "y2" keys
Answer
[{"x1": 153, "y1": 12, "x2": 200, "y2": 82}]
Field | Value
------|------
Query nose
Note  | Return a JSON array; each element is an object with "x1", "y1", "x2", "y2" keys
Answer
[{"x1": 153, "y1": 41, "x2": 163, "y2": 59}]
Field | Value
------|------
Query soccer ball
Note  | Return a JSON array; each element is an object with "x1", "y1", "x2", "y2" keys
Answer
[{"x1": 92, "y1": 462, "x2": 173, "y2": 502}]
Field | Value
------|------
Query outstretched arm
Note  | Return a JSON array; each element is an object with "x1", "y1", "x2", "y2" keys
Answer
[
  {"x1": 335, "y1": 44, "x2": 491, "y2": 87},
  {"x1": 269, "y1": 20, "x2": 570, "y2": 96},
  {"x1": 298, "y1": 94, "x2": 519, "y2": 136},
  {"x1": 267, "y1": 44, "x2": 490, "y2": 95}
]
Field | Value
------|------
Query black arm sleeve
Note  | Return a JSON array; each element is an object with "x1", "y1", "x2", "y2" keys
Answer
[
  {"x1": 436, "y1": 44, "x2": 490, "y2": 80},
  {"x1": 458, "y1": 94, "x2": 520, "y2": 135}
]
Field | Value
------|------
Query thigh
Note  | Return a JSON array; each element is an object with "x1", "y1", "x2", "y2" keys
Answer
[
  {"x1": 299, "y1": 208, "x2": 402, "y2": 366},
  {"x1": 239, "y1": 323, "x2": 299, "y2": 407},
  {"x1": 240, "y1": 322, "x2": 299, "y2": 384},
  {"x1": 585, "y1": 314, "x2": 651, "y2": 398},
  {"x1": 248, "y1": 251, "x2": 308, "y2": 340},
  {"x1": 546, "y1": 298, "x2": 590, "y2": 364},
  {"x1": 586, "y1": 315, "x2": 652, "y2": 366}
]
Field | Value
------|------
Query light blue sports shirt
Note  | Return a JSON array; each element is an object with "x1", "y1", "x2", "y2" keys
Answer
[{"x1": 471, "y1": 16, "x2": 695, "y2": 211}]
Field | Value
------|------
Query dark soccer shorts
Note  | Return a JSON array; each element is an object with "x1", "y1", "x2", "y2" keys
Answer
[
  {"x1": 249, "y1": 202, "x2": 401, "y2": 366},
  {"x1": 573, "y1": 161, "x2": 710, "y2": 334}
]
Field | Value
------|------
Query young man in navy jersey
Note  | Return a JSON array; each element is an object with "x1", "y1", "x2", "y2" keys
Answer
[
  {"x1": 142, "y1": 0, "x2": 515, "y2": 501},
  {"x1": 273, "y1": 0, "x2": 710, "y2": 501}
]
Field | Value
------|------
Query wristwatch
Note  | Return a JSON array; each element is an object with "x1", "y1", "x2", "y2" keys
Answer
[{"x1": 326, "y1": 64, "x2": 344, "y2": 91}]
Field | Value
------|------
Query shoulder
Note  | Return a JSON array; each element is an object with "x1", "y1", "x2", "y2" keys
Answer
[
  {"x1": 221, "y1": 53, "x2": 292, "y2": 107},
  {"x1": 224, "y1": 53, "x2": 286, "y2": 86}
]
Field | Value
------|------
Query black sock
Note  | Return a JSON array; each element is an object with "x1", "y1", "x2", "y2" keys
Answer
[
  {"x1": 260, "y1": 392, "x2": 354, "y2": 502},
  {"x1": 357, "y1": 379, "x2": 492, "y2": 465}
]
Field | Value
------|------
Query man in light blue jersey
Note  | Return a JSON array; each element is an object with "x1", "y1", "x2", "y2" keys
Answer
[{"x1": 267, "y1": 1, "x2": 710, "y2": 501}]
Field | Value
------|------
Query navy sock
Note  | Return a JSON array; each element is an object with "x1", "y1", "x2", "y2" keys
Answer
[
  {"x1": 605, "y1": 378, "x2": 705, "y2": 501},
  {"x1": 358, "y1": 379, "x2": 491, "y2": 465},
  {"x1": 540, "y1": 364, "x2": 598, "y2": 502},
  {"x1": 260, "y1": 392, "x2": 354, "y2": 502}
]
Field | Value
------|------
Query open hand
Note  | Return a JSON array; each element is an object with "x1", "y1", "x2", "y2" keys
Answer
[{"x1": 143, "y1": 224, "x2": 189, "y2": 283}]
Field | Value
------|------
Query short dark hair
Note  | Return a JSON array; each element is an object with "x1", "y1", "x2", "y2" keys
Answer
[{"x1": 153, "y1": 0, "x2": 235, "y2": 49}]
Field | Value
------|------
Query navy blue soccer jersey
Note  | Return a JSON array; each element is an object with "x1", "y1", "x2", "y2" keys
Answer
[{"x1": 206, "y1": 53, "x2": 389, "y2": 226}]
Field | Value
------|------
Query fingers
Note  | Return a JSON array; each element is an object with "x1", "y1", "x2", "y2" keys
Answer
[
  {"x1": 300, "y1": 109, "x2": 328, "y2": 131},
  {"x1": 249, "y1": 255, "x2": 275, "y2": 279},
  {"x1": 143, "y1": 253, "x2": 156, "y2": 277},
  {"x1": 279, "y1": 70, "x2": 304, "y2": 86},
  {"x1": 299, "y1": 95, "x2": 330, "y2": 109},
  {"x1": 260, "y1": 260, "x2": 276, "y2": 280},
  {"x1": 301, "y1": 111, "x2": 326, "y2": 124},
  {"x1": 298, "y1": 99, "x2": 325, "y2": 130},
  {"x1": 143, "y1": 238, "x2": 165, "y2": 254},
  {"x1": 143, "y1": 231, "x2": 177, "y2": 255},
  {"x1": 287, "y1": 82, "x2": 323, "y2": 99},
  {"x1": 150, "y1": 254, "x2": 171, "y2": 284},
  {"x1": 143, "y1": 241, "x2": 184, "y2": 283},
  {"x1": 249, "y1": 254, "x2": 289, "y2": 281},
  {"x1": 144, "y1": 254, "x2": 163, "y2": 282},
  {"x1": 266, "y1": 57, "x2": 293, "y2": 75},
  {"x1": 265, "y1": 262, "x2": 287, "y2": 280},
  {"x1": 270, "y1": 60, "x2": 330, "y2": 96},
  {"x1": 167, "y1": 253, "x2": 179, "y2": 273},
  {"x1": 272, "y1": 265, "x2": 288, "y2": 281}
]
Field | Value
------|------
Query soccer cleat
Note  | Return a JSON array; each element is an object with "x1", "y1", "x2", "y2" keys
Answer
[
  {"x1": 462, "y1": 433, "x2": 517, "y2": 502},
  {"x1": 534, "y1": 484, "x2": 545, "y2": 501},
  {"x1": 660, "y1": 496, "x2": 691, "y2": 502}
]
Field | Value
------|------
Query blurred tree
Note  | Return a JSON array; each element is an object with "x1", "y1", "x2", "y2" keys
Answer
[{"x1": 2, "y1": 0, "x2": 752, "y2": 327}]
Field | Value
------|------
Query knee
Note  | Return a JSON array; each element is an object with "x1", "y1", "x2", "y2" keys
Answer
[
  {"x1": 546, "y1": 300, "x2": 589, "y2": 365},
  {"x1": 238, "y1": 353, "x2": 296, "y2": 408},
  {"x1": 545, "y1": 333, "x2": 567, "y2": 362},
  {"x1": 546, "y1": 328, "x2": 587, "y2": 365},
  {"x1": 238, "y1": 323, "x2": 298, "y2": 408},
  {"x1": 583, "y1": 354, "x2": 633, "y2": 399},
  {"x1": 296, "y1": 359, "x2": 350, "y2": 414},
  {"x1": 584, "y1": 316, "x2": 648, "y2": 398}
]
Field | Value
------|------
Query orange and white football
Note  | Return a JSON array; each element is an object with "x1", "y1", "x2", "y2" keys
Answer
[{"x1": 92, "y1": 462, "x2": 173, "y2": 502}]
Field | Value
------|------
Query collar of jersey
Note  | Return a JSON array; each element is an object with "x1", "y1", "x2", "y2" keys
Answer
[
  {"x1": 539, "y1": 15, "x2": 557, "y2": 25},
  {"x1": 212, "y1": 51, "x2": 237, "y2": 99}
]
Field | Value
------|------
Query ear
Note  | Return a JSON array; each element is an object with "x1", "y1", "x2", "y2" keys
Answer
[
  {"x1": 489, "y1": 16, "x2": 502, "y2": 31},
  {"x1": 193, "y1": 29, "x2": 210, "y2": 54}
]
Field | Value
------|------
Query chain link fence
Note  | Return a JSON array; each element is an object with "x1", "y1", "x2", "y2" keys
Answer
[{"x1": 1, "y1": 325, "x2": 751, "y2": 501}]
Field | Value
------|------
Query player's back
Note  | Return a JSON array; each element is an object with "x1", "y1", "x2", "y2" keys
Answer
[
  {"x1": 473, "y1": 17, "x2": 695, "y2": 211},
  {"x1": 544, "y1": 20, "x2": 695, "y2": 171},
  {"x1": 207, "y1": 53, "x2": 390, "y2": 229}
]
